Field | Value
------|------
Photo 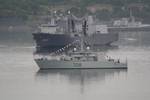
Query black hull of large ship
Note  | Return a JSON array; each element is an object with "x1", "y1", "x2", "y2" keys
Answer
[{"x1": 32, "y1": 33, "x2": 118, "y2": 53}]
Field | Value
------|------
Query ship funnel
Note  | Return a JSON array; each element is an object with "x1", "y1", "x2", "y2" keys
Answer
[{"x1": 87, "y1": 16, "x2": 94, "y2": 24}]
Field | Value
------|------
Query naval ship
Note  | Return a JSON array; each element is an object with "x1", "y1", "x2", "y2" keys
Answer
[
  {"x1": 32, "y1": 13, "x2": 118, "y2": 53},
  {"x1": 35, "y1": 51, "x2": 127, "y2": 69},
  {"x1": 108, "y1": 11, "x2": 150, "y2": 32},
  {"x1": 34, "y1": 22, "x2": 127, "y2": 69}
]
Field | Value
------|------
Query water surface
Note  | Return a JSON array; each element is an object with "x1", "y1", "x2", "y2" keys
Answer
[{"x1": 0, "y1": 32, "x2": 150, "y2": 100}]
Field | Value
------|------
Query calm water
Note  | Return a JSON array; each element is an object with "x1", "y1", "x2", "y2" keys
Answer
[{"x1": 0, "y1": 32, "x2": 150, "y2": 100}]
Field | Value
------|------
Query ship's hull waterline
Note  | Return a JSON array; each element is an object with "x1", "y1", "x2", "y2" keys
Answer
[{"x1": 35, "y1": 59, "x2": 127, "y2": 69}]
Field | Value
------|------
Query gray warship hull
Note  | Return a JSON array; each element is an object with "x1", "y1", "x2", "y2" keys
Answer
[{"x1": 35, "y1": 59, "x2": 127, "y2": 69}]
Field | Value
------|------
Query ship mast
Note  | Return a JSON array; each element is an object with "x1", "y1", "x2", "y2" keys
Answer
[
  {"x1": 129, "y1": 8, "x2": 135, "y2": 23},
  {"x1": 81, "y1": 17, "x2": 87, "y2": 51}
]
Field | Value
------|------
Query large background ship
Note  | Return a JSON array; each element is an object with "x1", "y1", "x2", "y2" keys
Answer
[
  {"x1": 33, "y1": 13, "x2": 118, "y2": 53},
  {"x1": 108, "y1": 11, "x2": 150, "y2": 32}
]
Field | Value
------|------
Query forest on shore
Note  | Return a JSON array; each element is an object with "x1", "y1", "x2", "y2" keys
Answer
[{"x1": 0, "y1": 0, "x2": 150, "y2": 22}]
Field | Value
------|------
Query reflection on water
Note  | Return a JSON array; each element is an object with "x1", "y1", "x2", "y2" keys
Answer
[
  {"x1": 36, "y1": 69, "x2": 127, "y2": 93},
  {"x1": 36, "y1": 69, "x2": 127, "y2": 82}
]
